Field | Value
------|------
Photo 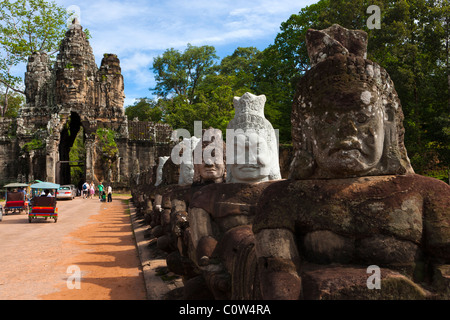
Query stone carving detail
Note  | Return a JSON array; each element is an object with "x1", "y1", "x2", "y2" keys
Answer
[
  {"x1": 226, "y1": 92, "x2": 281, "y2": 183},
  {"x1": 178, "y1": 137, "x2": 201, "y2": 186},
  {"x1": 192, "y1": 128, "x2": 226, "y2": 185},
  {"x1": 24, "y1": 52, "x2": 51, "y2": 108},
  {"x1": 128, "y1": 25, "x2": 449, "y2": 301},
  {"x1": 155, "y1": 156, "x2": 169, "y2": 187},
  {"x1": 306, "y1": 23, "x2": 368, "y2": 67},
  {"x1": 54, "y1": 19, "x2": 97, "y2": 109},
  {"x1": 253, "y1": 24, "x2": 450, "y2": 300},
  {"x1": 290, "y1": 24, "x2": 414, "y2": 180}
]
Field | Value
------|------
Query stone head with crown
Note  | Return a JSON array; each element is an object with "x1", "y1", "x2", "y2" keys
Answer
[{"x1": 226, "y1": 92, "x2": 281, "y2": 183}]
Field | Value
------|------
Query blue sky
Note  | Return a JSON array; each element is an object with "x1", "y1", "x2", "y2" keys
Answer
[{"x1": 21, "y1": 0, "x2": 318, "y2": 107}]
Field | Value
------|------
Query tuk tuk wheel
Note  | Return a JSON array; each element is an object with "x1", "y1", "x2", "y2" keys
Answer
[
  {"x1": 54, "y1": 218, "x2": 57, "y2": 223},
  {"x1": 28, "y1": 217, "x2": 32, "y2": 223}
]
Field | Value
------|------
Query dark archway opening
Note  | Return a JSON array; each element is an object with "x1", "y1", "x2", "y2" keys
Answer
[{"x1": 57, "y1": 112, "x2": 85, "y2": 187}]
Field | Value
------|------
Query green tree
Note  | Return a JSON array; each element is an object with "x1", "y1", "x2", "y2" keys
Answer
[
  {"x1": 0, "y1": 89, "x2": 25, "y2": 118},
  {"x1": 69, "y1": 127, "x2": 85, "y2": 187},
  {"x1": 0, "y1": 0, "x2": 69, "y2": 116},
  {"x1": 151, "y1": 45, "x2": 262, "y2": 134},
  {"x1": 125, "y1": 98, "x2": 163, "y2": 122},
  {"x1": 151, "y1": 44, "x2": 218, "y2": 103},
  {"x1": 96, "y1": 128, "x2": 118, "y2": 161},
  {"x1": 218, "y1": 46, "x2": 261, "y2": 92}
]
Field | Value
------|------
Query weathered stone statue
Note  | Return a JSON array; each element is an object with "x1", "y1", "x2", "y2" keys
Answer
[
  {"x1": 253, "y1": 24, "x2": 450, "y2": 300},
  {"x1": 155, "y1": 156, "x2": 169, "y2": 187},
  {"x1": 166, "y1": 129, "x2": 226, "y2": 258},
  {"x1": 179, "y1": 137, "x2": 201, "y2": 186},
  {"x1": 187, "y1": 93, "x2": 281, "y2": 299},
  {"x1": 226, "y1": 92, "x2": 281, "y2": 183},
  {"x1": 165, "y1": 129, "x2": 227, "y2": 299},
  {"x1": 192, "y1": 129, "x2": 226, "y2": 186}
]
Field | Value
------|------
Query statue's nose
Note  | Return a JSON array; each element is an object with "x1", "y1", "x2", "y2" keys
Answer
[{"x1": 340, "y1": 118, "x2": 358, "y2": 136}]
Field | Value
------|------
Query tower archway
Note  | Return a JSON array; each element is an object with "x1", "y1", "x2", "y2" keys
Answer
[{"x1": 56, "y1": 111, "x2": 85, "y2": 186}]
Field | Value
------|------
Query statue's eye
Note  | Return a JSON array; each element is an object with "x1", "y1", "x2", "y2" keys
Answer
[{"x1": 356, "y1": 113, "x2": 369, "y2": 123}]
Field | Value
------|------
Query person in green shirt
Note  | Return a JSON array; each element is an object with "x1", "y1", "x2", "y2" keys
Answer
[{"x1": 98, "y1": 182, "x2": 104, "y2": 200}]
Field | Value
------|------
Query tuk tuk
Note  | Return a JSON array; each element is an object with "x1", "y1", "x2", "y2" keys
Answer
[
  {"x1": 28, "y1": 182, "x2": 60, "y2": 223},
  {"x1": 3, "y1": 183, "x2": 29, "y2": 215}
]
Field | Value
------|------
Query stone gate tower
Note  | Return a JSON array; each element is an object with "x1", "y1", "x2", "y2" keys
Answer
[{"x1": 0, "y1": 19, "x2": 172, "y2": 188}]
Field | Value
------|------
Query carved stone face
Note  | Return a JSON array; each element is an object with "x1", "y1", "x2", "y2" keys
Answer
[
  {"x1": 229, "y1": 131, "x2": 271, "y2": 183},
  {"x1": 196, "y1": 158, "x2": 225, "y2": 183},
  {"x1": 57, "y1": 70, "x2": 87, "y2": 104},
  {"x1": 179, "y1": 162, "x2": 194, "y2": 185},
  {"x1": 66, "y1": 78, "x2": 82, "y2": 101},
  {"x1": 312, "y1": 88, "x2": 385, "y2": 176}
]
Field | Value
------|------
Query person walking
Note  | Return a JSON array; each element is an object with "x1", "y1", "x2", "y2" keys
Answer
[
  {"x1": 107, "y1": 185, "x2": 112, "y2": 202},
  {"x1": 82, "y1": 181, "x2": 89, "y2": 199}
]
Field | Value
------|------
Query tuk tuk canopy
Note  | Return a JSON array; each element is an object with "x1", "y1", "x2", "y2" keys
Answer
[
  {"x1": 30, "y1": 182, "x2": 60, "y2": 190},
  {"x1": 3, "y1": 183, "x2": 29, "y2": 188}
]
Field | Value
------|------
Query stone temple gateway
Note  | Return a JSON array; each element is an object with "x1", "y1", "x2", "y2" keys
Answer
[{"x1": 0, "y1": 20, "x2": 172, "y2": 188}]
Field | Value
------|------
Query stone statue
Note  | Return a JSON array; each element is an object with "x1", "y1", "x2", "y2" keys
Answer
[
  {"x1": 289, "y1": 24, "x2": 413, "y2": 180},
  {"x1": 226, "y1": 92, "x2": 281, "y2": 183},
  {"x1": 253, "y1": 24, "x2": 450, "y2": 300},
  {"x1": 155, "y1": 156, "x2": 169, "y2": 187},
  {"x1": 192, "y1": 128, "x2": 226, "y2": 185},
  {"x1": 179, "y1": 136, "x2": 201, "y2": 186},
  {"x1": 163, "y1": 129, "x2": 228, "y2": 299},
  {"x1": 186, "y1": 93, "x2": 282, "y2": 299}
]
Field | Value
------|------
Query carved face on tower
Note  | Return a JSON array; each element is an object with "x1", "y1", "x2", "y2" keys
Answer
[
  {"x1": 56, "y1": 69, "x2": 87, "y2": 104},
  {"x1": 226, "y1": 93, "x2": 281, "y2": 183},
  {"x1": 54, "y1": 19, "x2": 96, "y2": 107},
  {"x1": 290, "y1": 25, "x2": 414, "y2": 179}
]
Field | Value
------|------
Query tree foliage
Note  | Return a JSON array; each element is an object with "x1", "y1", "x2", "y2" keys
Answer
[
  {"x1": 149, "y1": 44, "x2": 263, "y2": 134},
  {"x1": 0, "y1": 90, "x2": 24, "y2": 117},
  {"x1": 125, "y1": 98, "x2": 163, "y2": 122},
  {"x1": 95, "y1": 128, "x2": 118, "y2": 161},
  {"x1": 151, "y1": 44, "x2": 218, "y2": 102}
]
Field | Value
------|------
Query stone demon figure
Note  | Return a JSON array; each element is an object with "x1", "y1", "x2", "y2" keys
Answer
[{"x1": 253, "y1": 25, "x2": 450, "y2": 300}]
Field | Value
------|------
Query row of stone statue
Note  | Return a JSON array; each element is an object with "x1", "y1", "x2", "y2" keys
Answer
[{"x1": 130, "y1": 25, "x2": 449, "y2": 299}]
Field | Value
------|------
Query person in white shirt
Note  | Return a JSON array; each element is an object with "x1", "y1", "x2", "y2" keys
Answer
[{"x1": 107, "y1": 185, "x2": 112, "y2": 202}]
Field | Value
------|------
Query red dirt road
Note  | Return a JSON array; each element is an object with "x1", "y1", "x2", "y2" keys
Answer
[{"x1": 0, "y1": 195, "x2": 146, "y2": 300}]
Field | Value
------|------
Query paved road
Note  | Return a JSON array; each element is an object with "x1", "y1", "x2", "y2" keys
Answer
[{"x1": 0, "y1": 196, "x2": 146, "y2": 300}]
